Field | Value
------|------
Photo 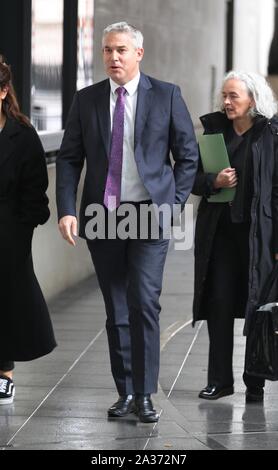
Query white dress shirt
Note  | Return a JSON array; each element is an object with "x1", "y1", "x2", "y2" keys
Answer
[{"x1": 109, "y1": 73, "x2": 150, "y2": 202}]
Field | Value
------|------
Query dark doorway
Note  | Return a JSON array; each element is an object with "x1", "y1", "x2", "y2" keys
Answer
[
  {"x1": 226, "y1": 0, "x2": 234, "y2": 72},
  {"x1": 268, "y1": 1, "x2": 278, "y2": 75}
]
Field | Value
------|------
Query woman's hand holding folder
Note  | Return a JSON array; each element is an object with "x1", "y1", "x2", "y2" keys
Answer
[{"x1": 213, "y1": 167, "x2": 238, "y2": 189}]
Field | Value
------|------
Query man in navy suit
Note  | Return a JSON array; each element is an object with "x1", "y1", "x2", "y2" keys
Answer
[{"x1": 56, "y1": 21, "x2": 198, "y2": 423}]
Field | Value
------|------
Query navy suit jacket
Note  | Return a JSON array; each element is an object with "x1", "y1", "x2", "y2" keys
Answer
[{"x1": 56, "y1": 72, "x2": 198, "y2": 238}]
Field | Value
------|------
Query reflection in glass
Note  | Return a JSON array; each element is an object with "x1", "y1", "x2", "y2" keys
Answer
[
  {"x1": 198, "y1": 401, "x2": 234, "y2": 435},
  {"x1": 77, "y1": 0, "x2": 94, "y2": 90},
  {"x1": 31, "y1": 0, "x2": 63, "y2": 131}
]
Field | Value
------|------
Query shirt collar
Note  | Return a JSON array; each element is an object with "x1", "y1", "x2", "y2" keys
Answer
[{"x1": 109, "y1": 72, "x2": 140, "y2": 97}]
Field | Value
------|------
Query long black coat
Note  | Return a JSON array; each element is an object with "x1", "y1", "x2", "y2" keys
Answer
[
  {"x1": 192, "y1": 112, "x2": 278, "y2": 335},
  {"x1": 0, "y1": 118, "x2": 56, "y2": 360}
]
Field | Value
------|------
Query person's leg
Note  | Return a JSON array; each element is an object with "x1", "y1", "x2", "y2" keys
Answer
[
  {"x1": 243, "y1": 371, "x2": 265, "y2": 388},
  {"x1": 127, "y1": 237, "x2": 169, "y2": 394},
  {"x1": 127, "y1": 236, "x2": 169, "y2": 422},
  {"x1": 207, "y1": 303, "x2": 235, "y2": 388},
  {"x1": 243, "y1": 368, "x2": 265, "y2": 402},
  {"x1": 87, "y1": 239, "x2": 134, "y2": 396},
  {"x1": 233, "y1": 223, "x2": 266, "y2": 400},
  {"x1": 0, "y1": 361, "x2": 15, "y2": 376},
  {"x1": 204, "y1": 223, "x2": 237, "y2": 392}
]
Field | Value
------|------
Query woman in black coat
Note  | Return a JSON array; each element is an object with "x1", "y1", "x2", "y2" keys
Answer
[
  {"x1": 0, "y1": 57, "x2": 56, "y2": 404},
  {"x1": 192, "y1": 71, "x2": 278, "y2": 402}
]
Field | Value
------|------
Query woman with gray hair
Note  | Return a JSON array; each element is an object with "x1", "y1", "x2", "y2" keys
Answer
[{"x1": 192, "y1": 71, "x2": 278, "y2": 402}]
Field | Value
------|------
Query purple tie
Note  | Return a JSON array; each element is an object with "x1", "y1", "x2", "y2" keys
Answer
[{"x1": 104, "y1": 86, "x2": 127, "y2": 211}]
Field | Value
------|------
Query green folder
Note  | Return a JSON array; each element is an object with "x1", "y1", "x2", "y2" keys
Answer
[{"x1": 198, "y1": 133, "x2": 236, "y2": 203}]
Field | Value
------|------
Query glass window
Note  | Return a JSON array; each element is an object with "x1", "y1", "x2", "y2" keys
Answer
[
  {"x1": 77, "y1": 0, "x2": 94, "y2": 90},
  {"x1": 31, "y1": 0, "x2": 63, "y2": 131}
]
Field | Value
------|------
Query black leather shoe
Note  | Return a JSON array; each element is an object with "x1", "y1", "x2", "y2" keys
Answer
[
  {"x1": 246, "y1": 387, "x2": 264, "y2": 403},
  {"x1": 198, "y1": 384, "x2": 234, "y2": 400},
  {"x1": 135, "y1": 394, "x2": 159, "y2": 423},
  {"x1": 107, "y1": 395, "x2": 135, "y2": 417}
]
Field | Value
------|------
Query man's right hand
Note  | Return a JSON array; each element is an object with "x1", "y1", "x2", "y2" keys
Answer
[
  {"x1": 213, "y1": 167, "x2": 237, "y2": 189},
  {"x1": 58, "y1": 215, "x2": 78, "y2": 246}
]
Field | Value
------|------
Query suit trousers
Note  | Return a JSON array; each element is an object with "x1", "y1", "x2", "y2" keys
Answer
[
  {"x1": 87, "y1": 232, "x2": 169, "y2": 395},
  {"x1": 205, "y1": 209, "x2": 265, "y2": 388}
]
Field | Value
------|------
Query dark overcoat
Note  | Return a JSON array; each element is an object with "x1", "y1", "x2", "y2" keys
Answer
[
  {"x1": 0, "y1": 118, "x2": 56, "y2": 360},
  {"x1": 192, "y1": 112, "x2": 278, "y2": 335}
]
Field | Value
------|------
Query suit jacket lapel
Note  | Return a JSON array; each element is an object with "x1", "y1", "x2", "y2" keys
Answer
[
  {"x1": 134, "y1": 73, "x2": 153, "y2": 149},
  {"x1": 96, "y1": 80, "x2": 111, "y2": 159}
]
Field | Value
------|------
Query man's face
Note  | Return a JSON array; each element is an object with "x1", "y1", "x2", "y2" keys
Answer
[{"x1": 102, "y1": 32, "x2": 144, "y2": 85}]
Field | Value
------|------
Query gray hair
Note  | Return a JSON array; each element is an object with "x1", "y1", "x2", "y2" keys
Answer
[
  {"x1": 102, "y1": 21, "x2": 144, "y2": 49},
  {"x1": 216, "y1": 70, "x2": 278, "y2": 119}
]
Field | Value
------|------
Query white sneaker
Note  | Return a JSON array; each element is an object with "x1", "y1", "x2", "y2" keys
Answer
[{"x1": 0, "y1": 375, "x2": 15, "y2": 404}]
